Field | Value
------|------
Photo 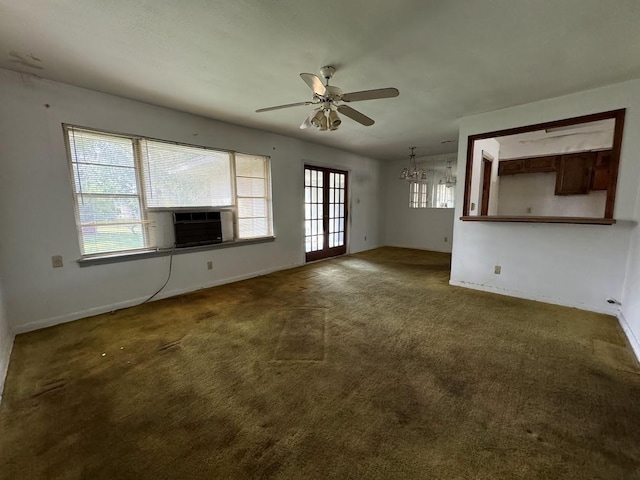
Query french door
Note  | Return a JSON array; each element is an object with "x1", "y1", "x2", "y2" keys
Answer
[{"x1": 304, "y1": 166, "x2": 348, "y2": 262}]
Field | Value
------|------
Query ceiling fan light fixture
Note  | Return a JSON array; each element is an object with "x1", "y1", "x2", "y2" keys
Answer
[
  {"x1": 328, "y1": 109, "x2": 341, "y2": 129},
  {"x1": 319, "y1": 115, "x2": 328, "y2": 131},
  {"x1": 311, "y1": 109, "x2": 325, "y2": 127}
]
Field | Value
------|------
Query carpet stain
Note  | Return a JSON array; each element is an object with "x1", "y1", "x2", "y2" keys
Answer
[{"x1": 273, "y1": 308, "x2": 325, "y2": 361}]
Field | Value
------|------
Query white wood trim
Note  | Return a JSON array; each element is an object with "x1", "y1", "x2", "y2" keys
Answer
[{"x1": 618, "y1": 310, "x2": 640, "y2": 362}]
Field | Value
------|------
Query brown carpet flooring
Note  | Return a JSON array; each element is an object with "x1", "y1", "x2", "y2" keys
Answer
[{"x1": 1, "y1": 247, "x2": 639, "y2": 479}]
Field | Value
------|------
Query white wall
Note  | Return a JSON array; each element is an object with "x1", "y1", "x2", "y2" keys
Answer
[
  {"x1": 384, "y1": 154, "x2": 456, "y2": 252},
  {"x1": 497, "y1": 173, "x2": 607, "y2": 217},
  {"x1": 468, "y1": 139, "x2": 500, "y2": 215},
  {"x1": 620, "y1": 175, "x2": 640, "y2": 359},
  {"x1": 451, "y1": 79, "x2": 640, "y2": 319},
  {"x1": 0, "y1": 69, "x2": 385, "y2": 333},
  {"x1": 0, "y1": 276, "x2": 14, "y2": 402}
]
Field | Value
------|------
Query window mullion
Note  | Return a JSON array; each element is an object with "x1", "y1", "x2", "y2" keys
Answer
[
  {"x1": 265, "y1": 157, "x2": 273, "y2": 237},
  {"x1": 230, "y1": 151, "x2": 238, "y2": 241},
  {"x1": 133, "y1": 139, "x2": 151, "y2": 249}
]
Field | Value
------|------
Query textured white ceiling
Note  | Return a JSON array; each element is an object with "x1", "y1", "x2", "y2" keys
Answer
[{"x1": 1, "y1": 0, "x2": 639, "y2": 160}]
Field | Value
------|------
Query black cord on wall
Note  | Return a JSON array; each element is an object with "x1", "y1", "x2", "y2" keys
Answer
[{"x1": 141, "y1": 244, "x2": 176, "y2": 305}]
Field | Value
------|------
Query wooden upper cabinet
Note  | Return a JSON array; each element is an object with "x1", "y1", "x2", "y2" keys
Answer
[
  {"x1": 499, "y1": 149, "x2": 612, "y2": 195},
  {"x1": 498, "y1": 159, "x2": 525, "y2": 175},
  {"x1": 524, "y1": 156, "x2": 557, "y2": 172},
  {"x1": 498, "y1": 155, "x2": 558, "y2": 176},
  {"x1": 591, "y1": 150, "x2": 612, "y2": 191},
  {"x1": 555, "y1": 152, "x2": 595, "y2": 195}
]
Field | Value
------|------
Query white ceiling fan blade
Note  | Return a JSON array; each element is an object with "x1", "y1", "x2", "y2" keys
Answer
[
  {"x1": 300, "y1": 73, "x2": 326, "y2": 96},
  {"x1": 341, "y1": 87, "x2": 399, "y2": 102},
  {"x1": 256, "y1": 101, "x2": 312, "y2": 113},
  {"x1": 337, "y1": 105, "x2": 374, "y2": 126},
  {"x1": 300, "y1": 110, "x2": 316, "y2": 129}
]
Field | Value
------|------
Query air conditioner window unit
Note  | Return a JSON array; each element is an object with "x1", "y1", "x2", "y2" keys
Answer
[{"x1": 173, "y1": 211, "x2": 233, "y2": 248}]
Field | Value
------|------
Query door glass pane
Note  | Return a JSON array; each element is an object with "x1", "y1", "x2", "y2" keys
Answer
[
  {"x1": 305, "y1": 168, "x2": 323, "y2": 253},
  {"x1": 305, "y1": 167, "x2": 347, "y2": 257}
]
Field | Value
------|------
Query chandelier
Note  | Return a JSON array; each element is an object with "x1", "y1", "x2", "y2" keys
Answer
[
  {"x1": 399, "y1": 147, "x2": 426, "y2": 181},
  {"x1": 439, "y1": 160, "x2": 457, "y2": 188}
]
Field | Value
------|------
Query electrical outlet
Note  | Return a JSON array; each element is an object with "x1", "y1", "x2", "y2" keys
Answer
[
  {"x1": 444, "y1": 236, "x2": 448, "y2": 242},
  {"x1": 364, "y1": 235, "x2": 367, "y2": 241},
  {"x1": 494, "y1": 265, "x2": 501, "y2": 274},
  {"x1": 207, "y1": 261, "x2": 213, "y2": 270},
  {"x1": 52, "y1": 255, "x2": 63, "y2": 268},
  {"x1": 526, "y1": 207, "x2": 532, "y2": 214},
  {"x1": 471, "y1": 202, "x2": 476, "y2": 211}
]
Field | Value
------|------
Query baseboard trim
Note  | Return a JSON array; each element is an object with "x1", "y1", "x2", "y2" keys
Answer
[
  {"x1": 617, "y1": 310, "x2": 640, "y2": 362},
  {"x1": 0, "y1": 331, "x2": 15, "y2": 404},
  {"x1": 448, "y1": 279, "x2": 618, "y2": 316},
  {"x1": 385, "y1": 242, "x2": 452, "y2": 253},
  {"x1": 13, "y1": 262, "x2": 301, "y2": 335}
]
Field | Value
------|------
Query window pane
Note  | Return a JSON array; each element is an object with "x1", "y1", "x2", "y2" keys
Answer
[
  {"x1": 77, "y1": 196, "x2": 142, "y2": 224},
  {"x1": 238, "y1": 218, "x2": 268, "y2": 238},
  {"x1": 238, "y1": 197, "x2": 267, "y2": 218},
  {"x1": 73, "y1": 164, "x2": 138, "y2": 195},
  {"x1": 68, "y1": 130, "x2": 134, "y2": 167},
  {"x1": 143, "y1": 140, "x2": 232, "y2": 208},
  {"x1": 81, "y1": 224, "x2": 145, "y2": 255},
  {"x1": 235, "y1": 155, "x2": 265, "y2": 177},
  {"x1": 236, "y1": 177, "x2": 266, "y2": 197}
]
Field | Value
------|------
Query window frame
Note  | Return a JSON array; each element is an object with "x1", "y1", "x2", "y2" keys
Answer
[
  {"x1": 140, "y1": 138, "x2": 237, "y2": 211},
  {"x1": 64, "y1": 126, "x2": 152, "y2": 258},
  {"x1": 63, "y1": 124, "x2": 274, "y2": 260},
  {"x1": 234, "y1": 153, "x2": 273, "y2": 239}
]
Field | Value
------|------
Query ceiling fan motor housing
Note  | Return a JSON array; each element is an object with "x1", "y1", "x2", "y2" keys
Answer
[{"x1": 320, "y1": 65, "x2": 336, "y2": 82}]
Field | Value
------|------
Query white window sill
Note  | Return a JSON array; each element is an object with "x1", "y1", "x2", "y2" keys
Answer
[{"x1": 78, "y1": 236, "x2": 276, "y2": 267}]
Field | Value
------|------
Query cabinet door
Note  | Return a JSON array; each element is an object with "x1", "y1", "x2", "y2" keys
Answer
[
  {"x1": 555, "y1": 153, "x2": 595, "y2": 195},
  {"x1": 524, "y1": 156, "x2": 557, "y2": 172},
  {"x1": 591, "y1": 150, "x2": 611, "y2": 191},
  {"x1": 498, "y1": 159, "x2": 524, "y2": 176}
]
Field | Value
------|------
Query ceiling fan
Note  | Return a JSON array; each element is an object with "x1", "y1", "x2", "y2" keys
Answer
[{"x1": 256, "y1": 66, "x2": 399, "y2": 131}]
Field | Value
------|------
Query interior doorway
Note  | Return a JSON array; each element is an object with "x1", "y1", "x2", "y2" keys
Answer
[
  {"x1": 481, "y1": 156, "x2": 492, "y2": 215},
  {"x1": 304, "y1": 166, "x2": 348, "y2": 262}
]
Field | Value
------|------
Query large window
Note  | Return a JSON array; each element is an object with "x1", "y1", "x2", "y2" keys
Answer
[
  {"x1": 142, "y1": 140, "x2": 233, "y2": 208},
  {"x1": 235, "y1": 153, "x2": 272, "y2": 238},
  {"x1": 67, "y1": 129, "x2": 148, "y2": 255},
  {"x1": 65, "y1": 126, "x2": 272, "y2": 257}
]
